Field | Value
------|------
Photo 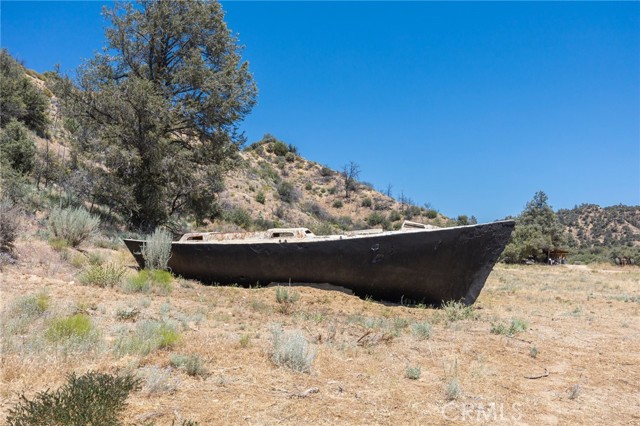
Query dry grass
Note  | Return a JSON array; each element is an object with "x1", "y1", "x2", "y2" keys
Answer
[{"x1": 1, "y1": 238, "x2": 639, "y2": 425}]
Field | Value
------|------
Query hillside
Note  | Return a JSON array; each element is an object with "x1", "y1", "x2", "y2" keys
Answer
[
  {"x1": 558, "y1": 204, "x2": 640, "y2": 248},
  {"x1": 557, "y1": 204, "x2": 640, "y2": 263},
  {"x1": 217, "y1": 138, "x2": 450, "y2": 234}
]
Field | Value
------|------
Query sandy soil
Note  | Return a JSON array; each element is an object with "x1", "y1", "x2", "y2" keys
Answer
[{"x1": 1, "y1": 240, "x2": 639, "y2": 425}]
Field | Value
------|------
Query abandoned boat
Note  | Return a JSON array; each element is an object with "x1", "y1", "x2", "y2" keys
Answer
[{"x1": 124, "y1": 220, "x2": 514, "y2": 305}]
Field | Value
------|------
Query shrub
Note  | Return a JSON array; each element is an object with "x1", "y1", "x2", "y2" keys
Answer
[
  {"x1": 223, "y1": 207, "x2": 253, "y2": 229},
  {"x1": 170, "y1": 354, "x2": 207, "y2": 377},
  {"x1": 411, "y1": 321, "x2": 432, "y2": 340},
  {"x1": 277, "y1": 181, "x2": 299, "y2": 204},
  {"x1": 3, "y1": 292, "x2": 50, "y2": 336},
  {"x1": 255, "y1": 191, "x2": 266, "y2": 204},
  {"x1": 79, "y1": 263, "x2": 127, "y2": 288},
  {"x1": 48, "y1": 206, "x2": 100, "y2": 247},
  {"x1": 122, "y1": 269, "x2": 173, "y2": 295},
  {"x1": 0, "y1": 200, "x2": 19, "y2": 254},
  {"x1": 275, "y1": 286, "x2": 300, "y2": 314},
  {"x1": 426, "y1": 209, "x2": 438, "y2": 219},
  {"x1": 388, "y1": 210, "x2": 402, "y2": 222},
  {"x1": 320, "y1": 166, "x2": 332, "y2": 177},
  {"x1": 45, "y1": 314, "x2": 94, "y2": 342},
  {"x1": 361, "y1": 197, "x2": 372, "y2": 208},
  {"x1": 6, "y1": 371, "x2": 141, "y2": 426},
  {"x1": 332, "y1": 200, "x2": 343, "y2": 209},
  {"x1": 285, "y1": 152, "x2": 295, "y2": 163},
  {"x1": 440, "y1": 300, "x2": 477, "y2": 323},
  {"x1": 445, "y1": 377, "x2": 461, "y2": 400},
  {"x1": 139, "y1": 366, "x2": 179, "y2": 394},
  {"x1": 490, "y1": 317, "x2": 529, "y2": 336},
  {"x1": 405, "y1": 366, "x2": 421, "y2": 380},
  {"x1": 0, "y1": 120, "x2": 36, "y2": 174},
  {"x1": 141, "y1": 227, "x2": 172, "y2": 270},
  {"x1": 270, "y1": 325, "x2": 315, "y2": 373},
  {"x1": 272, "y1": 140, "x2": 289, "y2": 156},
  {"x1": 366, "y1": 212, "x2": 387, "y2": 227},
  {"x1": 114, "y1": 319, "x2": 181, "y2": 356}
]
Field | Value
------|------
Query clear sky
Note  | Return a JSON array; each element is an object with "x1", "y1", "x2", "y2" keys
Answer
[{"x1": 2, "y1": 1, "x2": 639, "y2": 223}]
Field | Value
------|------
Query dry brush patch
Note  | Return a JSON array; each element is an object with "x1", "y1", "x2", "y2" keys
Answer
[{"x1": 1, "y1": 245, "x2": 639, "y2": 425}]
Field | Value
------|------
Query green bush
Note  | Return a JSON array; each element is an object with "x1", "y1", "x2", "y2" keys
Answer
[
  {"x1": 388, "y1": 210, "x2": 402, "y2": 222},
  {"x1": 48, "y1": 206, "x2": 100, "y2": 248},
  {"x1": 277, "y1": 181, "x2": 298, "y2": 204},
  {"x1": 425, "y1": 209, "x2": 438, "y2": 219},
  {"x1": 45, "y1": 314, "x2": 94, "y2": 342},
  {"x1": 361, "y1": 197, "x2": 372, "y2": 208},
  {"x1": 272, "y1": 140, "x2": 289, "y2": 156},
  {"x1": 79, "y1": 263, "x2": 127, "y2": 288},
  {"x1": 141, "y1": 227, "x2": 172, "y2": 270},
  {"x1": 123, "y1": 269, "x2": 173, "y2": 295},
  {"x1": 255, "y1": 191, "x2": 266, "y2": 204},
  {"x1": 0, "y1": 120, "x2": 36, "y2": 175},
  {"x1": 6, "y1": 371, "x2": 141, "y2": 426},
  {"x1": 366, "y1": 212, "x2": 387, "y2": 227},
  {"x1": 332, "y1": 200, "x2": 343, "y2": 209}
]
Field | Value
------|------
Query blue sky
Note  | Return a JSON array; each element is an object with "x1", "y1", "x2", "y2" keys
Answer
[{"x1": 2, "y1": 1, "x2": 639, "y2": 222}]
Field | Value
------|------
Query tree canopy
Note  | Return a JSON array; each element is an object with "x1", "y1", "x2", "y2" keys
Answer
[
  {"x1": 58, "y1": 0, "x2": 257, "y2": 230},
  {"x1": 502, "y1": 191, "x2": 566, "y2": 263}
]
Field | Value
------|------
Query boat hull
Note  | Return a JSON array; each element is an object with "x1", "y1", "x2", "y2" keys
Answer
[{"x1": 124, "y1": 221, "x2": 514, "y2": 305}]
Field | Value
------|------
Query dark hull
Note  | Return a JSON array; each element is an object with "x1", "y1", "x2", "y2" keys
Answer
[{"x1": 124, "y1": 221, "x2": 514, "y2": 305}]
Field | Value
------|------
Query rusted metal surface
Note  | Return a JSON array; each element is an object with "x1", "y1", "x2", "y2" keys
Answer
[{"x1": 125, "y1": 220, "x2": 515, "y2": 305}]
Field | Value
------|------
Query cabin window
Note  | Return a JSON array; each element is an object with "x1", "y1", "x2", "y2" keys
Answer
[
  {"x1": 271, "y1": 232, "x2": 295, "y2": 238},
  {"x1": 185, "y1": 235, "x2": 204, "y2": 241}
]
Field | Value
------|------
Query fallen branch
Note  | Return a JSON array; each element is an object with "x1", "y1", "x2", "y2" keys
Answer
[
  {"x1": 291, "y1": 387, "x2": 319, "y2": 399},
  {"x1": 524, "y1": 368, "x2": 549, "y2": 379}
]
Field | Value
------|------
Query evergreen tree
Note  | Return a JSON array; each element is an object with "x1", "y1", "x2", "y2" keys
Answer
[
  {"x1": 0, "y1": 49, "x2": 49, "y2": 135},
  {"x1": 57, "y1": 1, "x2": 257, "y2": 230},
  {"x1": 502, "y1": 191, "x2": 566, "y2": 263}
]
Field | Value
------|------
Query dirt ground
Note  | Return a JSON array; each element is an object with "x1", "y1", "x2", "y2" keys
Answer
[{"x1": 1, "y1": 240, "x2": 639, "y2": 425}]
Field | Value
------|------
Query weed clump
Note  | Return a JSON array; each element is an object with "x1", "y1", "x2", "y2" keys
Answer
[
  {"x1": 115, "y1": 319, "x2": 181, "y2": 356},
  {"x1": 411, "y1": 321, "x2": 432, "y2": 340},
  {"x1": 440, "y1": 300, "x2": 477, "y2": 323},
  {"x1": 270, "y1": 325, "x2": 315, "y2": 373},
  {"x1": 170, "y1": 354, "x2": 207, "y2": 377},
  {"x1": 79, "y1": 263, "x2": 127, "y2": 288},
  {"x1": 405, "y1": 366, "x2": 422, "y2": 380},
  {"x1": 48, "y1": 206, "x2": 100, "y2": 247},
  {"x1": 490, "y1": 317, "x2": 529, "y2": 336},
  {"x1": 6, "y1": 371, "x2": 141, "y2": 426},
  {"x1": 275, "y1": 286, "x2": 300, "y2": 314},
  {"x1": 123, "y1": 269, "x2": 173, "y2": 295}
]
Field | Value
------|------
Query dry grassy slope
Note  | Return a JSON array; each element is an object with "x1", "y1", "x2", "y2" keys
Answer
[
  {"x1": 558, "y1": 204, "x2": 640, "y2": 248},
  {"x1": 216, "y1": 142, "x2": 448, "y2": 232}
]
